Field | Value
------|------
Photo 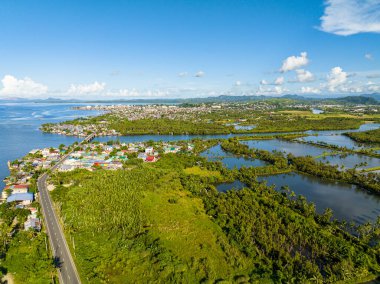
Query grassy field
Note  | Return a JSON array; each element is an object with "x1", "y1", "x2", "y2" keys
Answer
[{"x1": 183, "y1": 166, "x2": 222, "y2": 178}]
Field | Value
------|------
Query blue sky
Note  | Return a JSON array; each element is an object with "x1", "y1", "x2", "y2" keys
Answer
[{"x1": 0, "y1": 0, "x2": 379, "y2": 99}]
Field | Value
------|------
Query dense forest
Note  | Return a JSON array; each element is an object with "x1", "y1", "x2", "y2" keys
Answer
[{"x1": 49, "y1": 153, "x2": 380, "y2": 283}]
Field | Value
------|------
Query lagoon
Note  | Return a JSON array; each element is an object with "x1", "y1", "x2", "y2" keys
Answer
[
  {"x1": 216, "y1": 173, "x2": 380, "y2": 224},
  {"x1": 200, "y1": 145, "x2": 268, "y2": 169}
]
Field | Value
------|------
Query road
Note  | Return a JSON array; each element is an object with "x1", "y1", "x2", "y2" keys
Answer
[{"x1": 37, "y1": 134, "x2": 95, "y2": 283}]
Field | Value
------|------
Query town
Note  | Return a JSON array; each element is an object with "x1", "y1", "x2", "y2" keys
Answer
[
  {"x1": 1, "y1": 140, "x2": 194, "y2": 234},
  {"x1": 40, "y1": 101, "x2": 380, "y2": 137}
]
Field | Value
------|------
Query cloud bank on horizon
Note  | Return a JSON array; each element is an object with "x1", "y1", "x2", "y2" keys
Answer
[{"x1": 0, "y1": 0, "x2": 379, "y2": 99}]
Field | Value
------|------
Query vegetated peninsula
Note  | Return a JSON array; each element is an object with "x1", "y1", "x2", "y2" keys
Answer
[
  {"x1": 344, "y1": 128, "x2": 380, "y2": 144},
  {"x1": 2, "y1": 99, "x2": 380, "y2": 283}
]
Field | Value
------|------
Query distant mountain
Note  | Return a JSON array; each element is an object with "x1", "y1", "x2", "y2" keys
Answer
[
  {"x1": 334, "y1": 96, "x2": 379, "y2": 105},
  {"x1": 361, "y1": 93, "x2": 380, "y2": 102}
]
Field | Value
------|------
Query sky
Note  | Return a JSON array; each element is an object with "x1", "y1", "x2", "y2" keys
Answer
[{"x1": 0, "y1": 0, "x2": 379, "y2": 99}]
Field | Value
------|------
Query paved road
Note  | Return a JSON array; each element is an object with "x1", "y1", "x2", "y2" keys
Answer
[{"x1": 37, "y1": 134, "x2": 95, "y2": 283}]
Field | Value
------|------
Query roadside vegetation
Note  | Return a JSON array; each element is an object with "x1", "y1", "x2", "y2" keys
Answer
[{"x1": 0, "y1": 203, "x2": 56, "y2": 283}]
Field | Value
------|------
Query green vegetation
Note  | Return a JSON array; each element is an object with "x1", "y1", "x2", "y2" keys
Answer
[
  {"x1": 0, "y1": 203, "x2": 56, "y2": 283},
  {"x1": 220, "y1": 138, "x2": 380, "y2": 194},
  {"x1": 183, "y1": 166, "x2": 222, "y2": 178},
  {"x1": 2, "y1": 231, "x2": 56, "y2": 283},
  {"x1": 344, "y1": 128, "x2": 380, "y2": 144},
  {"x1": 50, "y1": 153, "x2": 380, "y2": 283}
]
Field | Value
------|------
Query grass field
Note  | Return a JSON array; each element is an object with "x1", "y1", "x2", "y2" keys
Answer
[{"x1": 183, "y1": 166, "x2": 222, "y2": 179}]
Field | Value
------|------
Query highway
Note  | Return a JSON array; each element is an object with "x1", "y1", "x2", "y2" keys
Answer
[{"x1": 37, "y1": 133, "x2": 94, "y2": 283}]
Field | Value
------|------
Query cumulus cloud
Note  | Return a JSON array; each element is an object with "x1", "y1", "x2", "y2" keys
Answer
[
  {"x1": 260, "y1": 79, "x2": 269, "y2": 85},
  {"x1": 235, "y1": 80, "x2": 242, "y2": 86},
  {"x1": 327, "y1": 66, "x2": 348, "y2": 91},
  {"x1": 280, "y1": 52, "x2": 309, "y2": 72},
  {"x1": 194, "y1": 71, "x2": 205, "y2": 77},
  {"x1": 274, "y1": 76, "x2": 285, "y2": 85},
  {"x1": 300, "y1": 86, "x2": 321, "y2": 94},
  {"x1": 0, "y1": 75, "x2": 48, "y2": 97},
  {"x1": 295, "y1": 69, "x2": 315, "y2": 82},
  {"x1": 319, "y1": 0, "x2": 380, "y2": 36},
  {"x1": 68, "y1": 81, "x2": 106, "y2": 94}
]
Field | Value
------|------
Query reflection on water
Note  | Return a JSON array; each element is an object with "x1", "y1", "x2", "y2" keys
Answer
[
  {"x1": 200, "y1": 145, "x2": 268, "y2": 169},
  {"x1": 242, "y1": 139, "x2": 329, "y2": 157},
  {"x1": 217, "y1": 172, "x2": 380, "y2": 224}
]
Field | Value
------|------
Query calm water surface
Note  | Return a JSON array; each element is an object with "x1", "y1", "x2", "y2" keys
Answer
[
  {"x1": 242, "y1": 139, "x2": 330, "y2": 157},
  {"x1": 318, "y1": 153, "x2": 380, "y2": 170},
  {"x1": 200, "y1": 145, "x2": 268, "y2": 169},
  {"x1": 217, "y1": 173, "x2": 380, "y2": 224}
]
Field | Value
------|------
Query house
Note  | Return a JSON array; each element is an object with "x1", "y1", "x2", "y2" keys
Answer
[
  {"x1": 58, "y1": 164, "x2": 75, "y2": 172},
  {"x1": 12, "y1": 184, "x2": 29, "y2": 194},
  {"x1": 7, "y1": 192, "x2": 34, "y2": 205},
  {"x1": 145, "y1": 147, "x2": 154, "y2": 154},
  {"x1": 24, "y1": 216, "x2": 41, "y2": 231},
  {"x1": 138, "y1": 153, "x2": 147, "y2": 160},
  {"x1": 145, "y1": 156, "x2": 156, "y2": 162}
]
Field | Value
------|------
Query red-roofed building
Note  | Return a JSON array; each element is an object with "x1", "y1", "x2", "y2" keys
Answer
[{"x1": 145, "y1": 156, "x2": 156, "y2": 162}]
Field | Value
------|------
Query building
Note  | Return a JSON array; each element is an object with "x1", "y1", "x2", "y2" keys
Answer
[
  {"x1": 7, "y1": 192, "x2": 34, "y2": 205},
  {"x1": 145, "y1": 156, "x2": 156, "y2": 162},
  {"x1": 12, "y1": 184, "x2": 29, "y2": 194},
  {"x1": 24, "y1": 216, "x2": 41, "y2": 231},
  {"x1": 145, "y1": 147, "x2": 154, "y2": 154}
]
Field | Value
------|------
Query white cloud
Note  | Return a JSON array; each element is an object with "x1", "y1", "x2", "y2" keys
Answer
[
  {"x1": 300, "y1": 86, "x2": 321, "y2": 94},
  {"x1": 178, "y1": 72, "x2": 188, "y2": 77},
  {"x1": 340, "y1": 85, "x2": 363, "y2": 93},
  {"x1": 295, "y1": 69, "x2": 315, "y2": 82},
  {"x1": 106, "y1": 88, "x2": 172, "y2": 98},
  {"x1": 274, "y1": 76, "x2": 285, "y2": 85},
  {"x1": 367, "y1": 81, "x2": 380, "y2": 92},
  {"x1": 368, "y1": 85, "x2": 380, "y2": 92},
  {"x1": 68, "y1": 81, "x2": 106, "y2": 94},
  {"x1": 319, "y1": 0, "x2": 380, "y2": 36},
  {"x1": 327, "y1": 66, "x2": 347, "y2": 91},
  {"x1": 257, "y1": 85, "x2": 288, "y2": 95},
  {"x1": 194, "y1": 71, "x2": 205, "y2": 77},
  {"x1": 280, "y1": 52, "x2": 309, "y2": 72},
  {"x1": 367, "y1": 73, "x2": 380, "y2": 79},
  {"x1": 260, "y1": 79, "x2": 269, "y2": 85},
  {"x1": 365, "y1": 53, "x2": 373, "y2": 60},
  {"x1": 0, "y1": 75, "x2": 48, "y2": 97},
  {"x1": 235, "y1": 80, "x2": 241, "y2": 86}
]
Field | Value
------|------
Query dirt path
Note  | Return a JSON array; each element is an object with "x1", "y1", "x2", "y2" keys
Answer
[{"x1": 2, "y1": 273, "x2": 15, "y2": 284}]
